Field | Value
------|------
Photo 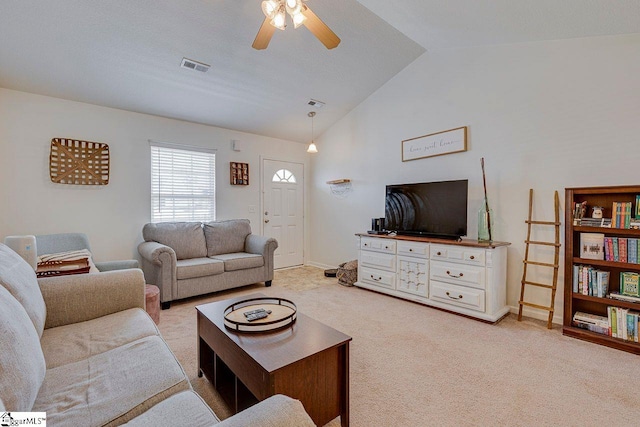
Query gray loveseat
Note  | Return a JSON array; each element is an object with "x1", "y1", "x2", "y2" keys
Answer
[
  {"x1": 0, "y1": 243, "x2": 314, "y2": 426},
  {"x1": 138, "y1": 219, "x2": 277, "y2": 309}
]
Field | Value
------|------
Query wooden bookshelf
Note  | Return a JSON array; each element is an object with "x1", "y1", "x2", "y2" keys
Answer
[{"x1": 564, "y1": 185, "x2": 640, "y2": 354}]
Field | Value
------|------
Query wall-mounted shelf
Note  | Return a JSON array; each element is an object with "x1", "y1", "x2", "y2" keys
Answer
[
  {"x1": 230, "y1": 162, "x2": 249, "y2": 185},
  {"x1": 326, "y1": 179, "x2": 352, "y2": 197}
]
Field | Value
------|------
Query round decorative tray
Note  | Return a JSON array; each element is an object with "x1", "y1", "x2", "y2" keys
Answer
[{"x1": 223, "y1": 297, "x2": 297, "y2": 333}]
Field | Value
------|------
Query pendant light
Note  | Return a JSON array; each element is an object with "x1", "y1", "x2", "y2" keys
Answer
[{"x1": 307, "y1": 111, "x2": 318, "y2": 153}]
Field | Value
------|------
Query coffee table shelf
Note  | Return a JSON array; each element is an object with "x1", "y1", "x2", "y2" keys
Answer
[{"x1": 196, "y1": 293, "x2": 352, "y2": 426}]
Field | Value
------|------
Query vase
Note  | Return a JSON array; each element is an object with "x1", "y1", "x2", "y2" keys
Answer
[{"x1": 478, "y1": 201, "x2": 493, "y2": 242}]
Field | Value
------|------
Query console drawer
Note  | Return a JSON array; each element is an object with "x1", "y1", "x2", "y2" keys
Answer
[
  {"x1": 430, "y1": 280, "x2": 485, "y2": 312},
  {"x1": 430, "y1": 244, "x2": 485, "y2": 266},
  {"x1": 397, "y1": 241, "x2": 429, "y2": 258},
  {"x1": 361, "y1": 237, "x2": 396, "y2": 254},
  {"x1": 360, "y1": 266, "x2": 395, "y2": 289},
  {"x1": 397, "y1": 257, "x2": 428, "y2": 297},
  {"x1": 360, "y1": 250, "x2": 396, "y2": 272},
  {"x1": 430, "y1": 261, "x2": 485, "y2": 290}
]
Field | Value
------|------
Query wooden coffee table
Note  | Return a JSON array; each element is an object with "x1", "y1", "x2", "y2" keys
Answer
[{"x1": 196, "y1": 293, "x2": 352, "y2": 427}]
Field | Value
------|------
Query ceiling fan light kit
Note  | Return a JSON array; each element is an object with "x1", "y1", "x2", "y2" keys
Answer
[{"x1": 253, "y1": 0, "x2": 340, "y2": 50}]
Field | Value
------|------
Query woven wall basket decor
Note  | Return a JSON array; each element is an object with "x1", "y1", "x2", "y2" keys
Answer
[{"x1": 49, "y1": 138, "x2": 110, "y2": 185}]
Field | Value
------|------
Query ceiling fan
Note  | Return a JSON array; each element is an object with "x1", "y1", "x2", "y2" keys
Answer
[{"x1": 252, "y1": 0, "x2": 341, "y2": 50}]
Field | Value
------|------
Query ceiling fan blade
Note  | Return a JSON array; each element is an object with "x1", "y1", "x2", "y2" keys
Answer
[
  {"x1": 252, "y1": 17, "x2": 276, "y2": 50},
  {"x1": 301, "y1": 5, "x2": 340, "y2": 49}
]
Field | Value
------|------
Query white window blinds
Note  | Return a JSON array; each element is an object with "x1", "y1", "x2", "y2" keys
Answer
[{"x1": 150, "y1": 143, "x2": 216, "y2": 223}]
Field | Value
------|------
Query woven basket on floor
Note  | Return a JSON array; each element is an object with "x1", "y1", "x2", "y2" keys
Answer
[{"x1": 337, "y1": 260, "x2": 358, "y2": 287}]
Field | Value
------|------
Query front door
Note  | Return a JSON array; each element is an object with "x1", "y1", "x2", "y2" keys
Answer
[{"x1": 262, "y1": 159, "x2": 304, "y2": 269}]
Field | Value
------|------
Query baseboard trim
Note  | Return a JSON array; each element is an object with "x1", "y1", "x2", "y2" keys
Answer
[
  {"x1": 305, "y1": 261, "x2": 337, "y2": 270},
  {"x1": 508, "y1": 305, "x2": 562, "y2": 325}
]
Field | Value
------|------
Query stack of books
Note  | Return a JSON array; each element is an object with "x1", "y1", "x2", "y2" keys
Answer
[
  {"x1": 572, "y1": 311, "x2": 610, "y2": 335},
  {"x1": 609, "y1": 292, "x2": 640, "y2": 303},
  {"x1": 576, "y1": 217, "x2": 612, "y2": 227}
]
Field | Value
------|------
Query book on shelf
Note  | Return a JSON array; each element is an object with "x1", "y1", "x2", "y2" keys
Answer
[
  {"x1": 576, "y1": 218, "x2": 612, "y2": 228},
  {"x1": 636, "y1": 195, "x2": 640, "y2": 218},
  {"x1": 613, "y1": 237, "x2": 619, "y2": 262},
  {"x1": 619, "y1": 238, "x2": 628, "y2": 263},
  {"x1": 628, "y1": 238, "x2": 638, "y2": 264},
  {"x1": 609, "y1": 307, "x2": 617, "y2": 338},
  {"x1": 579, "y1": 233, "x2": 605, "y2": 260},
  {"x1": 609, "y1": 292, "x2": 640, "y2": 304},
  {"x1": 620, "y1": 272, "x2": 640, "y2": 297}
]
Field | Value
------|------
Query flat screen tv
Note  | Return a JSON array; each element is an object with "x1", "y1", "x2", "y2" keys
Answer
[{"x1": 385, "y1": 180, "x2": 468, "y2": 239}]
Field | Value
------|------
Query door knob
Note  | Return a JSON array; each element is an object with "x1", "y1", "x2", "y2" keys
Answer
[
  {"x1": 264, "y1": 219, "x2": 270, "y2": 223},
  {"x1": 264, "y1": 211, "x2": 269, "y2": 215}
]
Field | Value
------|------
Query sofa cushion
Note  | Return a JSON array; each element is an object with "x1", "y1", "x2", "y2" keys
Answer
[
  {"x1": 40, "y1": 308, "x2": 159, "y2": 369},
  {"x1": 211, "y1": 252, "x2": 264, "y2": 272},
  {"x1": 204, "y1": 219, "x2": 252, "y2": 256},
  {"x1": 143, "y1": 222, "x2": 207, "y2": 260},
  {"x1": 122, "y1": 390, "x2": 220, "y2": 426},
  {"x1": 176, "y1": 258, "x2": 224, "y2": 280},
  {"x1": 33, "y1": 335, "x2": 190, "y2": 427},
  {"x1": 0, "y1": 285, "x2": 46, "y2": 411},
  {"x1": 0, "y1": 243, "x2": 47, "y2": 337}
]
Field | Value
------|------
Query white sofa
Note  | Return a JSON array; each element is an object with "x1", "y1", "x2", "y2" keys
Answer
[{"x1": 0, "y1": 243, "x2": 314, "y2": 426}]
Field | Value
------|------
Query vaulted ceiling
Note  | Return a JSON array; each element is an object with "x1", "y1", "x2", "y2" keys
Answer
[{"x1": 1, "y1": 1, "x2": 639, "y2": 142}]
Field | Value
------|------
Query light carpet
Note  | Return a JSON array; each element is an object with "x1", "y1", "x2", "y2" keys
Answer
[{"x1": 158, "y1": 266, "x2": 640, "y2": 426}]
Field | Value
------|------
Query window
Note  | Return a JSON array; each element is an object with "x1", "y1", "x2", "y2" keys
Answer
[
  {"x1": 272, "y1": 169, "x2": 297, "y2": 183},
  {"x1": 150, "y1": 142, "x2": 216, "y2": 222}
]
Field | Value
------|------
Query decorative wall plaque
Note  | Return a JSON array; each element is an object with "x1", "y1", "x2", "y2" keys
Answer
[
  {"x1": 49, "y1": 138, "x2": 110, "y2": 185},
  {"x1": 402, "y1": 126, "x2": 467, "y2": 161}
]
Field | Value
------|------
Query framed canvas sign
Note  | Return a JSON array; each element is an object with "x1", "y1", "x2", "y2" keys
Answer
[{"x1": 402, "y1": 126, "x2": 467, "y2": 161}]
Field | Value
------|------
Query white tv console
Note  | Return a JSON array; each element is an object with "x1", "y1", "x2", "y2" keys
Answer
[{"x1": 355, "y1": 233, "x2": 511, "y2": 323}]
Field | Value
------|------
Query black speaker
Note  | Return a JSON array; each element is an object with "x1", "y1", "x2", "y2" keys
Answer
[{"x1": 371, "y1": 217, "x2": 385, "y2": 231}]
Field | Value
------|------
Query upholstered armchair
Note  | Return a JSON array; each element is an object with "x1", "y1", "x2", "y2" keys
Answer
[{"x1": 35, "y1": 233, "x2": 139, "y2": 271}]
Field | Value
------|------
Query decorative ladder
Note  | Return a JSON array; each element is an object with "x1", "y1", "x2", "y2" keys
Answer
[{"x1": 518, "y1": 189, "x2": 561, "y2": 329}]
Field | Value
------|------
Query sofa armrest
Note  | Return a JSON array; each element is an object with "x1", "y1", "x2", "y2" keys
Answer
[
  {"x1": 38, "y1": 269, "x2": 146, "y2": 329},
  {"x1": 96, "y1": 259, "x2": 140, "y2": 271},
  {"x1": 138, "y1": 241, "x2": 177, "y2": 304},
  {"x1": 138, "y1": 241, "x2": 175, "y2": 264},
  {"x1": 245, "y1": 234, "x2": 278, "y2": 257},
  {"x1": 216, "y1": 395, "x2": 315, "y2": 427}
]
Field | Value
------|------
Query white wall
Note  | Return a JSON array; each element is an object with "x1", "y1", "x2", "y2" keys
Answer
[
  {"x1": 308, "y1": 33, "x2": 640, "y2": 322},
  {"x1": 0, "y1": 89, "x2": 308, "y2": 262}
]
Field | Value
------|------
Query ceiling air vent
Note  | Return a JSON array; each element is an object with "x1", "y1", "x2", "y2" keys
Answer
[
  {"x1": 307, "y1": 99, "x2": 325, "y2": 109},
  {"x1": 180, "y1": 58, "x2": 210, "y2": 73}
]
